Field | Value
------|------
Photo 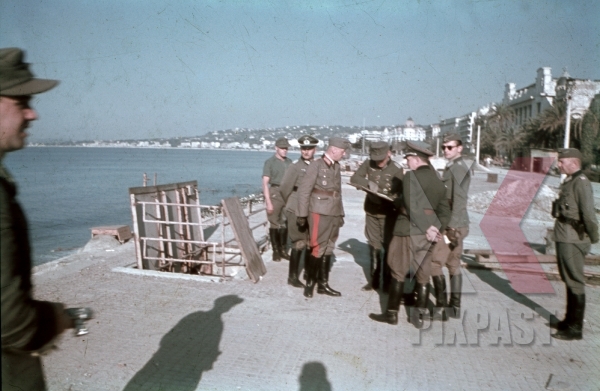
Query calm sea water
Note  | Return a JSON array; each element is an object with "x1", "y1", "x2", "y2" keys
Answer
[{"x1": 4, "y1": 147, "x2": 280, "y2": 265}]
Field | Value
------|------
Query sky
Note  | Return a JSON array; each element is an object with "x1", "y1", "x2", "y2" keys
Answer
[{"x1": 1, "y1": 0, "x2": 599, "y2": 142}]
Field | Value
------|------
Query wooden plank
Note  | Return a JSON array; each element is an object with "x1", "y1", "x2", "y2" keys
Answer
[
  {"x1": 465, "y1": 249, "x2": 600, "y2": 265},
  {"x1": 222, "y1": 197, "x2": 267, "y2": 283}
]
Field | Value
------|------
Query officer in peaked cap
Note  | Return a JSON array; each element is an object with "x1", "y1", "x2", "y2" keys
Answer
[
  {"x1": 262, "y1": 137, "x2": 293, "y2": 261},
  {"x1": 296, "y1": 136, "x2": 350, "y2": 298},
  {"x1": 370, "y1": 140, "x2": 450, "y2": 328},
  {"x1": 429, "y1": 132, "x2": 471, "y2": 321},
  {"x1": 350, "y1": 141, "x2": 403, "y2": 292},
  {"x1": 1, "y1": 47, "x2": 80, "y2": 391},
  {"x1": 279, "y1": 135, "x2": 320, "y2": 288},
  {"x1": 550, "y1": 147, "x2": 598, "y2": 341}
]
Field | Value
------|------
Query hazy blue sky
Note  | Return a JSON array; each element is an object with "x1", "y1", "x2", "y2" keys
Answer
[{"x1": 1, "y1": 0, "x2": 598, "y2": 141}]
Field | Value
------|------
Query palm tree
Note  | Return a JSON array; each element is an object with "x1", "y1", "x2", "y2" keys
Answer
[{"x1": 484, "y1": 103, "x2": 527, "y2": 162}]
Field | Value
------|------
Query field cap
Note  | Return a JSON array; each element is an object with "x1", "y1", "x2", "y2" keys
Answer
[
  {"x1": 404, "y1": 141, "x2": 434, "y2": 158},
  {"x1": 443, "y1": 133, "x2": 462, "y2": 144},
  {"x1": 369, "y1": 141, "x2": 389, "y2": 161},
  {"x1": 275, "y1": 137, "x2": 290, "y2": 148},
  {"x1": 298, "y1": 135, "x2": 319, "y2": 148},
  {"x1": 0, "y1": 47, "x2": 58, "y2": 96},
  {"x1": 558, "y1": 148, "x2": 582, "y2": 160},
  {"x1": 328, "y1": 137, "x2": 350, "y2": 150}
]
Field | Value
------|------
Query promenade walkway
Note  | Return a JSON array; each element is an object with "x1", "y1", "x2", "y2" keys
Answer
[{"x1": 33, "y1": 169, "x2": 599, "y2": 390}]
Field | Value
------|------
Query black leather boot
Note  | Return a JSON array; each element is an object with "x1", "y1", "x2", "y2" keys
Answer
[
  {"x1": 410, "y1": 283, "x2": 429, "y2": 329},
  {"x1": 304, "y1": 255, "x2": 317, "y2": 298},
  {"x1": 362, "y1": 245, "x2": 381, "y2": 291},
  {"x1": 431, "y1": 275, "x2": 448, "y2": 322},
  {"x1": 382, "y1": 261, "x2": 391, "y2": 293},
  {"x1": 448, "y1": 274, "x2": 462, "y2": 319},
  {"x1": 553, "y1": 293, "x2": 585, "y2": 341},
  {"x1": 270, "y1": 228, "x2": 281, "y2": 262},
  {"x1": 369, "y1": 278, "x2": 403, "y2": 325},
  {"x1": 317, "y1": 255, "x2": 341, "y2": 296},
  {"x1": 288, "y1": 249, "x2": 305, "y2": 288},
  {"x1": 550, "y1": 289, "x2": 575, "y2": 331},
  {"x1": 279, "y1": 228, "x2": 290, "y2": 260}
]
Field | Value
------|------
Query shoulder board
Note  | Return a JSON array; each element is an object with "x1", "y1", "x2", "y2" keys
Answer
[{"x1": 579, "y1": 175, "x2": 587, "y2": 181}]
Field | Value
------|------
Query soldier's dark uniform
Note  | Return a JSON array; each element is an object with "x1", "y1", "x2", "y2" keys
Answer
[
  {"x1": 431, "y1": 133, "x2": 471, "y2": 320},
  {"x1": 551, "y1": 148, "x2": 598, "y2": 341},
  {"x1": 350, "y1": 141, "x2": 403, "y2": 291},
  {"x1": 297, "y1": 137, "x2": 350, "y2": 298},
  {"x1": 369, "y1": 141, "x2": 450, "y2": 328},
  {"x1": 262, "y1": 137, "x2": 292, "y2": 261},
  {"x1": 280, "y1": 135, "x2": 319, "y2": 288}
]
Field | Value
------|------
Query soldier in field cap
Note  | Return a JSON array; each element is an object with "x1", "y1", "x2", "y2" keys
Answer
[
  {"x1": 296, "y1": 136, "x2": 350, "y2": 298},
  {"x1": 350, "y1": 141, "x2": 403, "y2": 292},
  {"x1": 279, "y1": 135, "x2": 320, "y2": 288},
  {"x1": 262, "y1": 136, "x2": 293, "y2": 261},
  {"x1": 1, "y1": 47, "x2": 80, "y2": 391},
  {"x1": 550, "y1": 147, "x2": 598, "y2": 341},
  {"x1": 429, "y1": 132, "x2": 471, "y2": 321}
]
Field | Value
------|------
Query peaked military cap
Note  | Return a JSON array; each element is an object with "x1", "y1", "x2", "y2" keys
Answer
[
  {"x1": 328, "y1": 137, "x2": 351, "y2": 150},
  {"x1": 369, "y1": 141, "x2": 390, "y2": 161},
  {"x1": 275, "y1": 137, "x2": 290, "y2": 148},
  {"x1": 443, "y1": 133, "x2": 462, "y2": 144},
  {"x1": 404, "y1": 141, "x2": 434, "y2": 157},
  {"x1": 0, "y1": 47, "x2": 58, "y2": 96},
  {"x1": 297, "y1": 135, "x2": 319, "y2": 147},
  {"x1": 558, "y1": 148, "x2": 583, "y2": 160}
]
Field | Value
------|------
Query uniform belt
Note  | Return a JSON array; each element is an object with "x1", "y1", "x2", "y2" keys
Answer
[
  {"x1": 270, "y1": 184, "x2": 279, "y2": 187},
  {"x1": 312, "y1": 188, "x2": 340, "y2": 197}
]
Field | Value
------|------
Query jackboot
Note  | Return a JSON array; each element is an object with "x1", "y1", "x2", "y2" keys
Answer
[
  {"x1": 552, "y1": 293, "x2": 585, "y2": 341},
  {"x1": 288, "y1": 249, "x2": 305, "y2": 288},
  {"x1": 303, "y1": 255, "x2": 317, "y2": 298},
  {"x1": 382, "y1": 261, "x2": 391, "y2": 293},
  {"x1": 410, "y1": 283, "x2": 429, "y2": 329},
  {"x1": 317, "y1": 255, "x2": 341, "y2": 296},
  {"x1": 550, "y1": 289, "x2": 575, "y2": 331},
  {"x1": 362, "y1": 245, "x2": 381, "y2": 291},
  {"x1": 269, "y1": 228, "x2": 281, "y2": 262},
  {"x1": 448, "y1": 274, "x2": 462, "y2": 319},
  {"x1": 279, "y1": 228, "x2": 290, "y2": 260},
  {"x1": 431, "y1": 275, "x2": 448, "y2": 322},
  {"x1": 369, "y1": 278, "x2": 403, "y2": 325}
]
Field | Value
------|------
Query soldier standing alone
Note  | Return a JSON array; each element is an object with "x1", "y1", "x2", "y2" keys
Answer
[
  {"x1": 430, "y1": 133, "x2": 471, "y2": 321},
  {"x1": 262, "y1": 137, "x2": 293, "y2": 261},
  {"x1": 350, "y1": 141, "x2": 403, "y2": 291},
  {"x1": 550, "y1": 148, "x2": 598, "y2": 341},
  {"x1": 296, "y1": 137, "x2": 350, "y2": 298},
  {"x1": 279, "y1": 135, "x2": 319, "y2": 288}
]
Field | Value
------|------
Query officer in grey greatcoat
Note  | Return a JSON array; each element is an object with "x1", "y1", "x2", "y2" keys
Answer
[
  {"x1": 262, "y1": 137, "x2": 293, "y2": 261},
  {"x1": 296, "y1": 137, "x2": 350, "y2": 298},
  {"x1": 550, "y1": 148, "x2": 598, "y2": 341},
  {"x1": 350, "y1": 141, "x2": 403, "y2": 291},
  {"x1": 430, "y1": 133, "x2": 471, "y2": 321},
  {"x1": 1, "y1": 47, "x2": 76, "y2": 391},
  {"x1": 279, "y1": 135, "x2": 319, "y2": 288},
  {"x1": 369, "y1": 141, "x2": 450, "y2": 328}
]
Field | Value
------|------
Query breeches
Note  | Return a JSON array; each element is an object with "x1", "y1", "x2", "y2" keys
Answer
[
  {"x1": 386, "y1": 234, "x2": 435, "y2": 284},
  {"x1": 267, "y1": 188, "x2": 286, "y2": 228},
  {"x1": 309, "y1": 213, "x2": 342, "y2": 258},
  {"x1": 431, "y1": 227, "x2": 468, "y2": 276},
  {"x1": 556, "y1": 242, "x2": 589, "y2": 295},
  {"x1": 284, "y1": 209, "x2": 310, "y2": 250}
]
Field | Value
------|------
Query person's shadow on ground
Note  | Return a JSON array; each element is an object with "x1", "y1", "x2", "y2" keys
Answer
[
  {"x1": 462, "y1": 255, "x2": 558, "y2": 321},
  {"x1": 123, "y1": 294, "x2": 244, "y2": 391},
  {"x1": 298, "y1": 361, "x2": 332, "y2": 391}
]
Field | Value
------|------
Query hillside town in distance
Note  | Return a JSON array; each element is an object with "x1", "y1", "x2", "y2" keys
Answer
[{"x1": 32, "y1": 66, "x2": 600, "y2": 177}]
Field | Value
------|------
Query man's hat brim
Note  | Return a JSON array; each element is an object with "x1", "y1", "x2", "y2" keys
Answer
[{"x1": 1, "y1": 78, "x2": 58, "y2": 96}]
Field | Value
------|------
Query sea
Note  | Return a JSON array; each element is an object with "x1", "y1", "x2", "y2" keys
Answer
[{"x1": 4, "y1": 147, "x2": 286, "y2": 266}]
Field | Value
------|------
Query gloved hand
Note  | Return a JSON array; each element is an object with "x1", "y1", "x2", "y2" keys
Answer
[
  {"x1": 297, "y1": 217, "x2": 308, "y2": 229},
  {"x1": 445, "y1": 228, "x2": 460, "y2": 250}
]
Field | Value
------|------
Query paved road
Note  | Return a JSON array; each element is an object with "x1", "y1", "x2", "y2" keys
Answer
[{"x1": 33, "y1": 170, "x2": 599, "y2": 390}]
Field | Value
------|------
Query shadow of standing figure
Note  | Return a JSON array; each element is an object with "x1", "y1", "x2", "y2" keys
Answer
[
  {"x1": 123, "y1": 295, "x2": 243, "y2": 391},
  {"x1": 298, "y1": 361, "x2": 332, "y2": 391}
]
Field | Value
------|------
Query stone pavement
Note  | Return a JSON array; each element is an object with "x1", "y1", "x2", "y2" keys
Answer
[{"x1": 33, "y1": 170, "x2": 600, "y2": 391}]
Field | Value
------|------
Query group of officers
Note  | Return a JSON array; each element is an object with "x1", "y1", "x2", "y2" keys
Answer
[{"x1": 262, "y1": 132, "x2": 598, "y2": 340}]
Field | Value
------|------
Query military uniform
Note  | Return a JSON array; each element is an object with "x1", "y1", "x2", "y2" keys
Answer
[
  {"x1": 350, "y1": 141, "x2": 403, "y2": 290},
  {"x1": 431, "y1": 149, "x2": 471, "y2": 320},
  {"x1": 369, "y1": 141, "x2": 450, "y2": 327},
  {"x1": 551, "y1": 148, "x2": 598, "y2": 341},
  {"x1": 297, "y1": 137, "x2": 350, "y2": 298},
  {"x1": 262, "y1": 137, "x2": 293, "y2": 261},
  {"x1": 279, "y1": 135, "x2": 319, "y2": 288}
]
